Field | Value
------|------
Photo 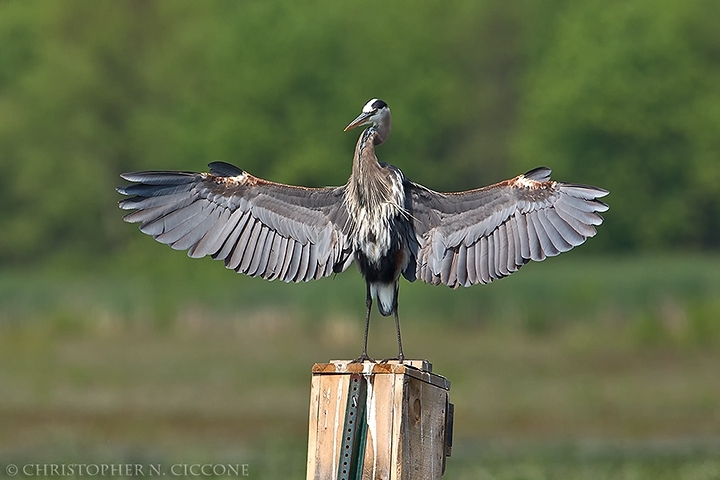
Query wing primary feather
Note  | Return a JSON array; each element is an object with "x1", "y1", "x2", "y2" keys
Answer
[
  {"x1": 305, "y1": 243, "x2": 319, "y2": 281},
  {"x1": 270, "y1": 236, "x2": 290, "y2": 280},
  {"x1": 431, "y1": 232, "x2": 445, "y2": 276},
  {"x1": 247, "y1": 226, "x2": 270, "y2": 276},
  {"x1": 560, "y1": 184, "x2": 609, "y2": 201},
  {"x1": 561, "y1": 194, "x2": 606, "y2": 214},
  {"x1": 496, "y1": 224, "x2": 510, "y2": 276},
  {"x1": 531, "y1": 211, "x2": 560, "y2": 257},
  {"x1": 489, "y1": 229, "x2": 498, "y2": 279},
  {"x1": 215, "y1": 211, "x2": 251, "y2": 263},
  {"x1": 478, "y1": 237, "x2": 490, "y2": 284},
  {"x1": 123, "y1": 203, "x2": 179, "y2": 228},
  {"x1": 120, "y1": 171, "x2": 197, "y2": 185},
  {"x1": 230, "y1": 217, "x2": 260, "y2": 272},
  {"x1": 448, "y1": 250, "x2": 459, "y2": 288},
  {"x1": 154, "y1": 202, "x2": 208, "y2": 245},
  {"x1": 264, "y1": 233, "x2": 283, "y2": 280},
  {"x1": 173, "y1": 204, "x2": 221, "y2": 251},
  {"x1": 189, "y1": 208, "x2": 232, "y2": 258},
  {"x1": 503, "y1": 221, "x2": 516, "y2": 273},
  {"x1": 119, "y1": 183, "x2": 196, "y2": 201},
  {"x1": 318, "y1": 248, "x2": 333, "y2": 280},
  {"x1": 525, "y1": 212, "x2": 545, "y2": 261},
  {"x1": 544, "y1": 208, "x2": 586, "y2": 247},
  {"x1": 508, "y1": 217, "x2": 522, "y2": 268},
  {"x1": 120, "y1": 191, "x2": 194, "y2": 212},
  {"x1": 514, "y1": 214, "x2": 531, "y2": 260},
  {"x1": 280, "y1": 240, "x2": 297, "y2": 281},
  {"x1": 257, "y1": 230, "x2": 277, "y2": 277},
  {"x1": 140, "y1": 200, "x2": 201, "y2": 237},
  {"x1": 555, "y1": 203, "x2": 600, "y2": 237},
  {"x1": 121, "y1": 195, "x2": 196, "y2": 226},
  {"x1": 239, "y1": 221, "x2": 264, "y2": 273},
  {"x1": 295, "y1": 242, "x2": 311, "y2": 282},
  {"x1": 226, "y1": 217, "x2": 256, "y2": 270},
  {"x1": 466, "y1": 240, "x2": 477, "y2": 285},
  {"x1": 440, "y1": 250, "x2": 453, "y2": 286},
  {"x1": 457, "y1": 245, "x2": 468, "y2": 287},
  {"x1": 276, "y1": 236, "x2": 293, "y2": 280},
  {"x1": 285, "y1": 241, "x2": 303, "y2": 282},
  {"x1": 537, "y1": 210, "x2": 572, "y2": 252}
]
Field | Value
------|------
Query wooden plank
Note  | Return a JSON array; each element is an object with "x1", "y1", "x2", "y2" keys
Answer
[
  {"x1": 401, "y1": 376, "x2": 447, "y2": 479},
  {"x1": 307, "y1": 360, "x2": 451, "y2": 480},
  {"x1": 307, "y1": 371, "x2": 349, "y2": 479},
  {"x1": 305, "y1": 370, "x2": 322, "y2": 476},
  {"x1": 390, "y1": 370, "x2": 405, "y2": 480},
  {"x1": 360, "y1": 373, "x2": 395, "y2": 479}
]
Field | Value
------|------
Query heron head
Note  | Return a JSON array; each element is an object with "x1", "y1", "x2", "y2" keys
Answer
[{"x1": 344, "y1": 99, "x2": 391, "y2": 132}]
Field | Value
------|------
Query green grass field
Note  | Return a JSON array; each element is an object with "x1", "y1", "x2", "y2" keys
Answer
[{"x1": 1, "y1": 253, "x2": 720, "y2": 478}]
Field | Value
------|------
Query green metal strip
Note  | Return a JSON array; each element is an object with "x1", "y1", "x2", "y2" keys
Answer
[{"x1": 337, "y1": 373, "x2": 368, "y2": 480}]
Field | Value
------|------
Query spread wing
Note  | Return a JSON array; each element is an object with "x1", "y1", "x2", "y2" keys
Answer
[
  {"x1": 404, "y1": 167, "x2": 609, "y2": 288},
  {"x1": 118, "y1": 161, "x2": 353, "y2": 282}
]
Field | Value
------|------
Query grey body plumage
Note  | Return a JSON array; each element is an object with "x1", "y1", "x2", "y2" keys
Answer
[{"x1": 118, "y1": 98, "x2": 609, "y2": 362}]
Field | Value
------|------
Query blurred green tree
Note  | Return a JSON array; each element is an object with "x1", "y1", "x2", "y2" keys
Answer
[
  {"x1": 0, "y1": 0, "x2": 524, "y2": 265},
  {"x1": 0, "y1": 0, "x2": 718, "y2": 266},
  {"x1": 514, "y1": 0, "x2": 720, "y2": 250}
]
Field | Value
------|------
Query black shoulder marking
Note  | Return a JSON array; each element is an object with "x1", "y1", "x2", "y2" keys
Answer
[
  {"x1": 524, "y1": 166, "x2": 552, "y2": 181},
  {"x1": 208, "y1": 161, "x2": 245, "y2": 177}
]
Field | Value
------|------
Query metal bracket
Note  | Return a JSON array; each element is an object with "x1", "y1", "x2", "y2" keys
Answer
[
  {"x1": 337, "y1": 373, "x2": 368, "y2": 480},
  {"x1": 442, "y1": 401, "x2": 454, "y2": 475}
]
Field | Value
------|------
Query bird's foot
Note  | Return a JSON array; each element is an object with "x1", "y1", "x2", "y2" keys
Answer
[
  {"x1": 349, "y1": 353, "x2": 376, "y2": 364},
  {"x1": 379, "y1": 354, "x2": 405, "y2": 365}
]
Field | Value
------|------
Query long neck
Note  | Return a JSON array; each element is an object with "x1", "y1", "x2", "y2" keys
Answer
[{"x1": 348, "y1": 127, "x2": 393, "y2": 209}]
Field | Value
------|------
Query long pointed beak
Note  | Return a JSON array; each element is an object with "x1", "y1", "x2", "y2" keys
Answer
[{"x1": 344, "y1": 111, "x2": 373, "y2": 132}]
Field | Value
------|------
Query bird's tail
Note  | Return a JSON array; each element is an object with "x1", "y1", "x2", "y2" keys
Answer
[{"x1": 371, "y1": 282, "x2": 396, "y2": 317}]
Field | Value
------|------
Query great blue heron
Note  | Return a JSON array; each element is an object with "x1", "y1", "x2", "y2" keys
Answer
[{"x1": 118, "y1": 98, "x2": 608, "y2": 362}]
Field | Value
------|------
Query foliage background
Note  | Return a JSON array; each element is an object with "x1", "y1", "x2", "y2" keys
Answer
[
  {"x1": 2, "y1": 0, "x2": 719, "y2": 264},
  {"x1": 1, "y1": 0, "x2": 719, "y2": 478}
]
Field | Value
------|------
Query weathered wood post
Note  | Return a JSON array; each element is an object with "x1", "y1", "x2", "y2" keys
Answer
[{"x1": 306, "y1": 360, "x2": 453, "y2": 480}]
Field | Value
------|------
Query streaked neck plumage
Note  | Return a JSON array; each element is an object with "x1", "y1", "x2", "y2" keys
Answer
[{"x1": 349, "y1": 125, "x2": 393, "y2": 210}]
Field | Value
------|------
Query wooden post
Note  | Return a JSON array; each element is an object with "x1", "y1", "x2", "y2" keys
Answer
[{"x1": 306, "y1": 360, "x2": 453, "y2": 480}]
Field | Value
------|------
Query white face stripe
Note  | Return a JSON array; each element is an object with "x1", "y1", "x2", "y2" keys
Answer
[{"x1": 362, "y1": 98, "x2": 380, "y2": 113}]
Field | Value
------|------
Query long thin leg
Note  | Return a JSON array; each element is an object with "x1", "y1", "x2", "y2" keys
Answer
[
  {"x1": 381, "y1": 282, "x2": 405, "y2": 364},
  {"x1": 351, "y1": 283, "x2": 375, "y2": 363},
  {"x1": 393, "y1": 284, "x2": 405, "y2": 363},
  {"x1": 362, "y1": 282, "x2": 372, "y2": 357}
]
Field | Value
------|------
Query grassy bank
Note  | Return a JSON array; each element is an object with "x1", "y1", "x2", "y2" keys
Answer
[{"x1": 1, "y1": 254, "x2": 719, "y2": 478}]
